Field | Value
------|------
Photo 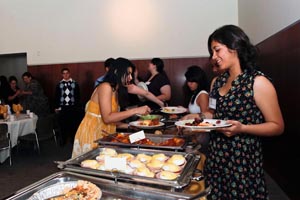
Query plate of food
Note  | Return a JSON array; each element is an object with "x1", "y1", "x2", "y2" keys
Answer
[
  {"x1": 28, "y1": 180, "x2": 102, "y2": 200},
  {"x1": 161, "y1": 106, "x2": 187, "y2": 114},
  {"x1": 129, "y1": 120, "x2": 165, "y2": 129},
  {"x1": 175, "y1": 118, "x2": 232, "y2": 130}
]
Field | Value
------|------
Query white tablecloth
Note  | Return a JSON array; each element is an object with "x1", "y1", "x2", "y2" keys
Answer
[{"x1": 0, "y1": 113, "x2": 38, "y2": 163}]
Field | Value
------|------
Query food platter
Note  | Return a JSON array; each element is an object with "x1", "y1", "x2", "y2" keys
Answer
[
  {"x1": 161, "y1": 106, "x2": 187, "y2": 114},
  {"x1": 28, "y1": 180, "x2": 102, "y2": 200},
  {"x1": 5, "y1": 172, "x2": 210, "y2": 200},
  {"x1": 95, "y1": 132, "x2": 187, "y2": 151},
  {"x1": 27, "y1": 181, "x2": 78, "y2": 200},
  {"x1": 175, "y1": 119, "x2": 232, "y2": 130},
  {"x1": 129, "y1": 121, "x2": 165, "y2": 129},
  {"x1": 57, "y1": 147, "x2": 201, "y2": 189}
]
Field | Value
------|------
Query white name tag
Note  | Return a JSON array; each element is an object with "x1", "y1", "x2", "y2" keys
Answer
[
  {"x1": 129, "y1": 130, "x2": 146, "y2": 143},
  {"x1": 209, "y1": 97, "x2": 217, "y2": 110},
  {"x1": 104, "y1": 157, "x2": 126, "y2": 171}
]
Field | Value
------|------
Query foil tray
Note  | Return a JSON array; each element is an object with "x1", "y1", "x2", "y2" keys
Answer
[
  {"x1": 95, "y1": 133, "x2": 188, "y2": 151},
  {"x1": 57, "y1": 147, "x2": 201, "y2": 189},
  {"x1": 3, "y1": 171, "x2": 209, "y2": 200}
]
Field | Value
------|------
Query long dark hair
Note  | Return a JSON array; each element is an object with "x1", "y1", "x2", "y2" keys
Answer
[
  {"x1": 103, "y1": 57, "x2": 131, "y2": 108},
  {"x1": 183, "y1": 65, "x2": 209, "y2": 106},
  {"x1": 150, "y1": 57, "x2": 170, "y2": 77},
  {"x1": 208, "y1": 25, "x2": 258, "y2": 72},
  {"x1": 151, "y1": 58, "x2": 164, "y2": 73}
]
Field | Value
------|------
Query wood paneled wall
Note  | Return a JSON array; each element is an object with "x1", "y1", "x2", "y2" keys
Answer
[
  {"x1": 256, "y1": 20, "x2": 300, "y2": 195},
  {"x1": 28, "y1": 57, "x2": 211, "y2": 110},
  {"x1": 257, "y1": 21, "x2": 300, "y2": 143}
]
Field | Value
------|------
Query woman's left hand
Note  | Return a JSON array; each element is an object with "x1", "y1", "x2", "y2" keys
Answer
[{"x1": 216, "y1": 120, "x2": 243, "y2": 137}]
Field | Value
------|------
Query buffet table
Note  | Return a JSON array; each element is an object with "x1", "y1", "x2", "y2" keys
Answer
[
  {"x1": 2, "y1": 111, "x2": 211, "y2": 199},
  {"x1": 0, "y1": 113, "x2": 38, "y2": 163}
]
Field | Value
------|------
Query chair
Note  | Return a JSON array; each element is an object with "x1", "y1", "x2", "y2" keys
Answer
[
  {"x1": 0, "y1": 123, "x2": 12, "y2": 165},
  {"x1": 35, "y1": 114, "x2": 58, "y2": 146},
  {"x1": 18, "y1": 114, "x2": 57, "y2": 153}
]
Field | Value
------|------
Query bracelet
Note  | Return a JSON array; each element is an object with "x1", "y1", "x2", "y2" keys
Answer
[{"x1": 198, "y1": 113, "x2": 206, "y2": 119}]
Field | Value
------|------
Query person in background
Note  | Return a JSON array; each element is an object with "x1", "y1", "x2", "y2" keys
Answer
[
  {"x1": 55, "y1": 68, "x2": 83, "y2": 145},
  {"x1": 141, "y1": 58, "x2": 171, "y2": 109},
  {"x1": 0, "y1": 75, "x2": 10, "y2": 104},
  {"x1": 72, "y1": 57, "x2": 150, "y2": 158},
  {"x1": 184, "y1": 65, "x2": 209, "y2": 113},
  {"x1": 183, "y1": 65, "x2": 210, "y2": 149},
  {"x1": 126, "y1": 61, "x2": 164, "y2": 110},
  {"x1": 21, "y1": 72, "x2": 49, "y2": 117},
  {"x1": 184, "y1": 25, "x2": 284, "y2": 199},
  {"x1": 7, "y1": 76, "x2": 22, "y2": 110},
  {"x1": 94, "y1": 58, "x2": 115, "y2": 87}
]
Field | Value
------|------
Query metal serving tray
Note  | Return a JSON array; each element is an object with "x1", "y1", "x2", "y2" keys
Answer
[
  {"x1": 3, "y1": 171, "x2": 209, "y2": 200},
  {"x1": 95, "y1": 133, "x2": 188, "y2": 151},
  {"x1": 57, "y1": 147, "x2": 201, "y2": 189}
]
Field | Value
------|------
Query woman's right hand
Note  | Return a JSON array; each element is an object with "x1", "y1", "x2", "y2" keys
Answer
[{"x1": 135, "y1": 105, "x2": 151, "y2": 115}]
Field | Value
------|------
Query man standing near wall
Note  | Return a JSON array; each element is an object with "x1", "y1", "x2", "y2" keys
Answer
[{"x1": 55, "y1": 68, "x2": 83, "y2": 145}]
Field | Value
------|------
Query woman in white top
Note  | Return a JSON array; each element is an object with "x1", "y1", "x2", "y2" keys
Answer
[
  {"x1": 184, "y1": 65, "x2": 210, "y2": 149},
  {"x1": 184, "y1": 65, "x2": 209, "y2": 114}
]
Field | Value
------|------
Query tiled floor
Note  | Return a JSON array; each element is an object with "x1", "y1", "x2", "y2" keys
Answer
[{"x1": 0, "y1": 139, "x2": 294, "y2": 200}]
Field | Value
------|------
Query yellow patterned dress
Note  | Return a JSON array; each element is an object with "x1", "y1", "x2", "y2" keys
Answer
[{"x1": 71, "y1": 95, "x2": 118, "y2": 158}]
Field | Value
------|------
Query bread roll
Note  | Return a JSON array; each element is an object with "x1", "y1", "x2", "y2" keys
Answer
[
  {"x1": 81, "y1": 160, "x2": 100, "y2": 169},
  {"x1": 167, "y1": 154, "x2": 186, "y2": 166},
  {"x1": 157, "y1": 171, "x2": 178, "y2": 180}
]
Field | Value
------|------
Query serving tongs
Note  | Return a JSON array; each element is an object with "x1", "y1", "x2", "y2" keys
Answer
[{"x1": 101, "y1": 130, "x2": 124, "y2": 143}]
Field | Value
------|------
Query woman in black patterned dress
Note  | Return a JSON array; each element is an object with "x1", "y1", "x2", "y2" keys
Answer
[{"x1": 183, "y1": 25, "x2": 284, "y2": 199}]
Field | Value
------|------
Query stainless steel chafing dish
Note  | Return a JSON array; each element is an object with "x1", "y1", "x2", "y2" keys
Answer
[
  {"x1": 57, "y1": 147, "x2": 202, "y2": 189},
  {"x1": 95, "y1": 133, "x2": 188, "y2": 151},
  {"x1": 3, "y1": 171, "x2": 210, "y2": 200}
]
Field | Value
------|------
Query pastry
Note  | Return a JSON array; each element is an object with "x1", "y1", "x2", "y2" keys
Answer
[
  {"x1": 128, "y1": 159, "x2": 145, "y2": 169},
  {"x1": 135, "y1": 167, "x2": 155, "y2": 178},
  {"x1": 120, "y1": 165, "x2": 135, "y2": 175},
  {"x1": 100, "y1": 148, "x2": 117, "y2": 156},
  {"x1": 162, "y1": 163, "x2": 181, "y2": 173},
  {"x1": 167, "y1": 154, "x2": 186, "y2": 166},
  {"x1": 157, "y1": 171, "x2": 178, "y2": 180},
  {"x1": 146, "y1": 159, "x2": 164, "y2": 172},
  {"x1": 81, "y1": 160, "x2": 100, "y2": 169},
  {"x1": 136, "y1": 153, "x2": 152, "y2": 163},
  {"x1": 117, "y1": 153, "x2": 134, "y2": 161},
  {"x1": 152, "y1": 153, "x2": 168, "y2": 162}
]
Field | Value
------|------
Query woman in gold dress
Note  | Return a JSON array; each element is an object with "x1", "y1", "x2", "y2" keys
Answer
[{"x1": 72, "y1": 58, "x2": 151, "y2": 158}]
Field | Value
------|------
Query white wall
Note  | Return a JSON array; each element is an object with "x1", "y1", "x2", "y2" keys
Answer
[
  {"x1": 238, "y1": 0, "x2": 300, "y2": 45},
  {"x1": 0, "y1": 0, "x2": 237, "y2": 65}
]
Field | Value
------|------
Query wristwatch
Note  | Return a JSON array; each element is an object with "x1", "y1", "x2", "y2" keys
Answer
[{"x1": 198, "y1": 113, "x2": 206, "y2": 119}]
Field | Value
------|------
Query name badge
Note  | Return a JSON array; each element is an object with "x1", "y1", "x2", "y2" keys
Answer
[
  {"x1": 209, "y1": 97, "x2": 217, "y2": 110},
  {"x1": 129, "y1": 130, "x2": 146, "y2": 143},
  {"x1": 104, "y1": 157, "x2": 126, "y2": 171}
]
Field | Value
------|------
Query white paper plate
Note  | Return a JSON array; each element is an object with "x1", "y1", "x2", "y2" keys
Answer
[
  {"x1": 129, "y1": 121, "x2": 165, "y2": 129},
  {"x1": 175, "y1": 119, "x2": 232, "y2": 130},
  {"x1": 161, "y1": 107, "x2": 187, "y2": 114}
]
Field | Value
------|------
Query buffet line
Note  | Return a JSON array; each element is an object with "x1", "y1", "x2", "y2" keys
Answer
[{"x1": 2, "y1": 107, "x2": 226, "y2": 200}]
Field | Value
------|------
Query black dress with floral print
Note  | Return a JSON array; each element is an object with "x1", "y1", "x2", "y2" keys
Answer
[{"x1": 204, "y1": 69, "x2": 269, "y2": 200}]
